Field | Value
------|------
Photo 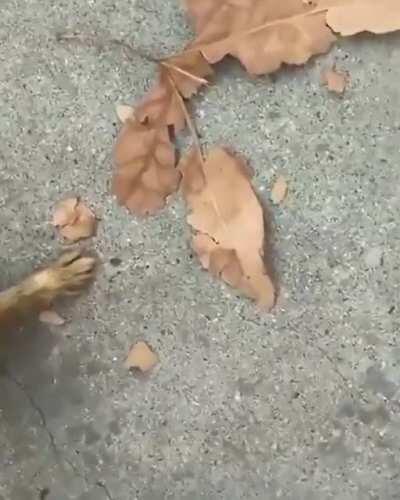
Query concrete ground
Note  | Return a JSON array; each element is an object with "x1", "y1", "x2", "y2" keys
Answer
[{"x1": 1, "y1": 1, "x2": 400, "y2": 499}]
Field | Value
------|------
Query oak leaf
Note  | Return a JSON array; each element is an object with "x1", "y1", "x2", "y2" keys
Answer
[
  {"x1": 113, "y1": 52, "x2": 212, "y2": 215},
  {"x1": 184, "y1": 0, "x2": 336, "y2": 75},
  {"x1": 179, "y1": 147, "x2": 275, "y2": 309},
  {"x1": 113, "y1": 119, "x2": 179, "y2": 215}
]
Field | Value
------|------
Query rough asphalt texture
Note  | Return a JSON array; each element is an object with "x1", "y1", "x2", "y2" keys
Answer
[{"x1": 1, "y1": 1, "x2": 400, "y2": 499}]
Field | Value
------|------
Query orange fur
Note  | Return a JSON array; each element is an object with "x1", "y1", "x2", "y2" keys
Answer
[{"x1": 0, "y1": 251, "x2": 95, "y2": 328}]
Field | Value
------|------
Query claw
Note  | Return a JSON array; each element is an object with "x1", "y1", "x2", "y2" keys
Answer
[
  {"x1": 56, "y1": 250, "x2": 82, "y2": 267},
  {"x1": 49, "y1": 251, "x2": 96, "y2": 295}
]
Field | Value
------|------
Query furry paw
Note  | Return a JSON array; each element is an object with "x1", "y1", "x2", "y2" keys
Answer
[
  {"x1": 50, "y1": 251, "x2": 96, "y2": 294},
  {"x1": 0, "y1": 252, "x2": 96, "y2": 327},
  {"x1": 34, "y1": 251, "x2": 96, "y2": 298}
]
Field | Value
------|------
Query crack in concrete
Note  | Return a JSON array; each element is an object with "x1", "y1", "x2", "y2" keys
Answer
[
  {"x1": 315, "y1": 344, "x2": 369, "y2": 404},
  {"x1": 96, "y1": 481, "x2": 114, "y2": 500},
  {"x1": 3, "y1": 369, "x2": 113, "y2": 499},
  {"x1": 4, "y1": 370, "x2": 60, "y2": 453}
]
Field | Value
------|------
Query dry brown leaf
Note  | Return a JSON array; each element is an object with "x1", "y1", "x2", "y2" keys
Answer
[
  {"x1": 184, "y1": 0, "x2": 336, "y2": 75},
  {"x1": 113, "y1": 119, "x2": 180, "y2": 215},
  {"x1": 113, "y1": 52, "x2": 212, "y2": 215},
  {"x1": 180, "y1": 147, "x2": 275, "y2": 309},
  {"x1": 271, "y1": 176, "x2": 288, "y2": 204},
  {"x1": 321, "y1": 66, "x2": 347, "y2": 94},
  {"x1": 136, "y1": 52, "x2": 213, "y2": 132},
  {"x1": 39, "y1": 310, "x2": 66, "y2": 326},
  {"x1": 185, "y1": 0, "x2": 400, "y2": 75},
  {"x1": 125, "y1": 341, "x2": 158, "y2": 372},
  {"x1": 53, "y1": 197, "x2": 97, "y2": 241},
  {"x1": 321, "y1": 0, "x2": 400, "y2": 36}
]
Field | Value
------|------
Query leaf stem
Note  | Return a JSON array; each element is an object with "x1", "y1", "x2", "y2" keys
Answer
[{"x1": 166, "y1": 73, "x2": 203, "y2": 160}]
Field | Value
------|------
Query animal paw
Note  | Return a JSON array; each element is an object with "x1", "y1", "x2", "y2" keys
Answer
[
  {"x1": 33, "y1": 251, "x2": 96, "y2": 298},
  {"x1": 50, "y1": 251, "x2": 96, "y2": 294}
]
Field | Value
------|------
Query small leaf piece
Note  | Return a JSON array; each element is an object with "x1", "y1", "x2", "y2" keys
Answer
[
  {"x1": 116, "y1": 104, "x2": 135, "y2": 123},
  {"x1": 271, "y1": 176, "x2": 288, "y2": 205},
  {"x1": 321, "y1": 66, "x2": 347, "y2": 94},
  {"x1": 125, "y1": 341, "x2": 158, "y2": 372},
  {"x1": 53, "y1": 198, "x2": 96, "y2": 241},
  {"x1": 184, "y1": 0, "x2": 336, "y2": 75},
  {"x1": 113, "y1": 119, "x2": 179, "y2": 215},
  {"x1": 180, "y1": 148, "x2": 275, "y2": 309},
  {"x1": 52, "y1": 197, "x2": 79, "y2": 227},
  {"x1": 39, "y1": 310, "x2": 66, "y2": 326}
]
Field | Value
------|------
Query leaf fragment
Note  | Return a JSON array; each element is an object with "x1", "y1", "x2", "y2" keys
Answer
[
  {"x1": 321, "y1": 66, "x2": 347, "y2": 94},
  {"x1": 53, "y1": 197, "x2": 97, "y2": 241},
  {"x1": 116, "y1": 104, "x2": 135, "y2": 123},
  {"x1": 271, "y1": 176, "x2": 288, "y2": 205},
  {"x1": 52, "y1": 197, "x2": 79, "y2": 227},
  {"x1": 180, "y1": 147, "x2": 275, "y2": 309},
  {"x1": 39, "y1": 310, "x2": 66, "y2": 326},
  {"x1": 125, "y1": 341, "x2": 158, "y2": 372}
]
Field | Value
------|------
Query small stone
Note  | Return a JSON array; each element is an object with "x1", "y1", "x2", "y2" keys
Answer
[
  {"x1": 109, "y1": 257, "x2": 122, "y2": 267},
  {"x1": 364, "y1": 247, "x2": 383, "y2": 268}
]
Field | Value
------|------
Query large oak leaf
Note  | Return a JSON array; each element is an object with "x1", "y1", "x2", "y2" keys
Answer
[
  {"x1": 184, "y1": 0, "x2": 336, "y2": 75},
  {"x1": 180, "y1": 147, "x2": 275, "y2": 309}
]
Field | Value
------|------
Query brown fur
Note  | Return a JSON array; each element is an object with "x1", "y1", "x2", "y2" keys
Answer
[{"x1": 0, "y1": 251, "x2": 95, "y2": 328}]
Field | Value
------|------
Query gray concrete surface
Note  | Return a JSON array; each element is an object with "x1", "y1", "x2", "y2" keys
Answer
[{"x1": 1, "y1": 1, "x2": 400, "y2": 499}]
